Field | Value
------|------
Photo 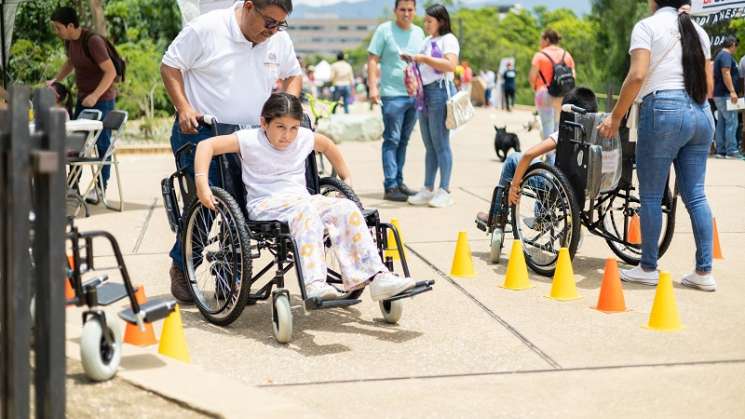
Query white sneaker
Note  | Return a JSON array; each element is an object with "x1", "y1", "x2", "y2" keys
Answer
[
  {"x1": 408, "y1": 188, "x2": 434, "y2": 206},
  {"x1": 369, "y1": 272, "x2": 415, "y2": 301},
  {"x1": 681, "y1": 272, "x2": 717, "y2": 292},
  {"x1": 620, "y1": 265, "x2": 659, "y2": 286},
  {"x1": 306, "y1": 281, "x2": 342, "y2": 300},
  {"x1": 428, "y1": 189, "x2": 454, "y2": 208}
]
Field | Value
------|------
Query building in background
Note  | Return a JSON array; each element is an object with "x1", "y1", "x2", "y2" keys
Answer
[{"x1": 289, "y1": 18, "x2": 378, "y2": 56}]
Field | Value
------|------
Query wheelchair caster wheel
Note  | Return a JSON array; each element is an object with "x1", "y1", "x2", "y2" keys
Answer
[
  {"x1": 379, "y1": 299, "x2": 403, "y2": 324},
  {"x1": 272, "y1": 294, "x2": 293, "y2": 344},
  {"x1": 489, "y1": 228, "x2": 504, "y2": 264},
  {"x1": 80, "y1": 316, "x2": 123, "y2": 382}
]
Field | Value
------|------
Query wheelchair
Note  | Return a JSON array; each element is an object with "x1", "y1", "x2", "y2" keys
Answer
[
  {"x1": 476, "y1": 106, "x2": 678, "y2": 276},
  {"x1": 161, "y1": 116, "x2": 434, "y2": 343}
]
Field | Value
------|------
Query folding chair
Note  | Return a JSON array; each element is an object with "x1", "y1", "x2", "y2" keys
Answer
[
  {"x1": 66, "y1": 109, "x2": 103, "y2": 218},
  {"x1": 68, "y1": 110, "x2": 128, "y2": 213}
]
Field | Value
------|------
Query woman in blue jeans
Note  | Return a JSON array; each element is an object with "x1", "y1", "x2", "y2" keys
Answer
[
  {"x1": 599, "y1": 0, "x2": 717, "y2": 291},
  {"x1": 405, "y1": 4, "x2": 460, "y2": 208}
]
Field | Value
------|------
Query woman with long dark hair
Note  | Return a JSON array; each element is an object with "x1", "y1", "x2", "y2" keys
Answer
[
  {"x1": 404, "y1": 4, "x2": 459, "y2": 208},
  {"x1": 598, "y1": 0, "x2": 716, "y2": 291}
]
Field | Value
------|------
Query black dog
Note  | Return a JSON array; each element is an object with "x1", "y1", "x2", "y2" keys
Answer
[{"x1": 493, "y1": 126, "x2": 521, "y2": 162}]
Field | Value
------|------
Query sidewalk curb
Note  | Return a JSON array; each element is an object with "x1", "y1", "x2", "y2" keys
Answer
[{"x1": 65, "y1": 314, "x2": 320, "y2": 419}]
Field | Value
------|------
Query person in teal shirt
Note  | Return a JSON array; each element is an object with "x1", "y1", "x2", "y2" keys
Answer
[{"x1": 367, "y1": 0, "x2": 425, "y2": 202}]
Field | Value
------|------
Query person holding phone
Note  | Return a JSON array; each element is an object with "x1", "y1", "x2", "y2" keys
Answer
[{"x1": 404, "y1": 4, "x2": 460, "y2": 208}]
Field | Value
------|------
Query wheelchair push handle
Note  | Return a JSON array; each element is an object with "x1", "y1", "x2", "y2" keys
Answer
[{"x1": 561, "y1": 104, "x2": 588, "y2": 114}]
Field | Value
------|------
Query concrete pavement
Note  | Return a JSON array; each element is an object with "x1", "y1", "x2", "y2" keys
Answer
[{"x1": 71, "y1": 106, "x2": 745, "y2": 418}]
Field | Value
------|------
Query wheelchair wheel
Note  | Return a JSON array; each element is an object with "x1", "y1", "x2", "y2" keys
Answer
[
  {"x1": 272, "y1": 293, "x2": 293, "y2": 344},
  {"x1": 318, "y1": 176, "x2": 363, "y2": 210},
  {"x1": 511, "y1": 163, "x2": 581, "y2": 277},
  {"x1": 380, "y1": 299, "x2": 403, "y2": 324},
  {"x1": 183, "y1": 187, "x2": 252, "y2": 326},
  {"x1": 601, "y1": 180, "x2": 677, "y2": 265},
  {"x1": 489, "y1": 228, "x2": 505, "y2": 264},
  {"x1": 80, "y1": 316, "x2": 123, "y2": 382}
]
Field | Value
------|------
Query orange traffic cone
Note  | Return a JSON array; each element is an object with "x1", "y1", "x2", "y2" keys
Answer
[
  {"x1": 65, "y1": 255, "x2": 76, "y2": 301},
  {"x1": 713, "y1": 218, "x2": 724, "y2": 260},
  {"x1": 594, "y1": 258, "x2": 627, "y2": 313},
  {"x1": 628, "y1": 214, "x2": 641, "y2": 245},
  {"x1": 123, "y1": 285, "x2": 158, "y2": 346}
]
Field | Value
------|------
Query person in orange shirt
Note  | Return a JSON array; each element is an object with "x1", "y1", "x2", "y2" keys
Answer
[{"x1": 528, "y1": 29, "x2": 575, "y2": 140}]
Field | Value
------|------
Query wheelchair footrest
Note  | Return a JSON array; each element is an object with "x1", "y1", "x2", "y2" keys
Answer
[
  {"x1": 119, "y1": 298, "x2": 177, "y2": 324},
  {"x1": 92, "y1": 282, "x2": 127, "y2": 306},
  {"x1": 475, "y1": 218, "x2": 488, "y2": 232},
  {"x1": 304, "y1": 297, "x2": 362, "y2": 310},
  {"x1": 385, "y1": 280, "x2": 435, "y2": 302}
]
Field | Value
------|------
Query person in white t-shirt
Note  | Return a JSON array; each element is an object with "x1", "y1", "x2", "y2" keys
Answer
[
  {"x1": 161, "y1": 0, "x2": 302, "y2": 302},
  {"x1": 192, "y1": 93, "x2": 418, "y2": 301},
  {"x1": 598, "y1": 0, "x2": 717, "y2": 292},
  {"x1": 404, "y1": 4, "x2": 460, "y2": 208}
]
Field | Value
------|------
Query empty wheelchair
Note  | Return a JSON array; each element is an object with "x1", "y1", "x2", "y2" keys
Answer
[
  {"x1": 161, "y1": 116, "x2": 433, "y2": 343},
  {"x1": 476, "y1": 107, "x2": 678, "y2": 276}
]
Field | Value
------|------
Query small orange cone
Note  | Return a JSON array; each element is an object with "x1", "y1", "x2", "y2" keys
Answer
[
  {"x1": 594, "y1": 258, "x2": 627, "y2": 313},
  {"x1": 158, "y1": 304, "x2": 191, "y2": 363},
  {"x1": 65, "y1": 255, "x2": 76, "y2": 301},
  {"x1": 123, "y1": 285, "x2": 158, "y2": 346},
  {"x1": 713, "y1": 218, "x2": 724, "y2": 260},
  {"x1": 645, "y1": 272, "x2": 683, "y2": 332},
  {"x1": 628, "y1": 214, "x2": 642, "y2": 245}
]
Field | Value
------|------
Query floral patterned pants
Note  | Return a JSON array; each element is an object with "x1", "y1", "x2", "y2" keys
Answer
[{"x1": 249, "y1": 194, "x2": 388, "y2": 290}]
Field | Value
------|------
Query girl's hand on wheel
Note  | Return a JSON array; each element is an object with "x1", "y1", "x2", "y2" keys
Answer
[
  {"x1": 508, "y1": 183, "x2": 521, "y2": 205},
  {"x1": 598, "y1": 115, "x2": 621, "y2": 139},
  {"x1": 196, "y1": 182, "x2": 217, "y2": 211}
]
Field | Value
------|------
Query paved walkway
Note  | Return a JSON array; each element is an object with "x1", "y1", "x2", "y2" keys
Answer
[{"x1": 72, "y1": 106, "x2": 745, "y2": 418}]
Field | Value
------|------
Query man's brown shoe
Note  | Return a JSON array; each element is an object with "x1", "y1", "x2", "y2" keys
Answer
[{"x1": 170, "y1": 264, "x2": 193, "y2": 303}]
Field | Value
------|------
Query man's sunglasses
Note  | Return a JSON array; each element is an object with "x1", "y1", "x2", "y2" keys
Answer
[{"x1": 254, "y1": 7, "x2": 288, "y2": 31}]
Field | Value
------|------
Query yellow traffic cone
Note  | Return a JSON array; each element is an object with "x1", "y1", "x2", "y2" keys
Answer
[
  {"x1": 450, "y1": 231, "x2": 476, "y2": 278},
  {"x1": 645, "y1": 272, "x2": 683, "y2": 331},
  {"x1": 501, "y1": 240, "x2": 533, "y2": 290},
  {"x1": 547, "y1": 248, "x2": 581, "y2": 301},
  {"x1": 385, "y1": 218, "x2": 405, "y2": 260},
  {"x1": 158, "y1": 304, "x2": 191, "y2": 363}
]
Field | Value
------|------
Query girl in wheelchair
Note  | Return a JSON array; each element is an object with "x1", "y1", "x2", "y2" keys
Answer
[{"x1": 193, "y1": 93, "x2": 417, "y2": 302}]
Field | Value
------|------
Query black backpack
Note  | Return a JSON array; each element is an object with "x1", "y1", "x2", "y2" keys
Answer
[
  {"x1": 539, "y1": 50, "x2": 575, "y2": 97},
  {"x1": 65, "y1": 30, "x2": 127, "y2": 82}
]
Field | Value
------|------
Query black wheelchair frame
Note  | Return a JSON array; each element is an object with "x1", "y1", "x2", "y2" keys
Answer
[
  {"x1": 476, "y1": 108, "x2": 678, "y2": 276},
  {"x1": 161, "y1": 117, "x2": 433, "y2": 343}
]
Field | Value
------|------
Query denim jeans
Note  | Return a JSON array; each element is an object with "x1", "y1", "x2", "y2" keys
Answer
[
  {"x1": 713, "y1": 97, "x2": 739, "y2": 156},
  {"x1": 333, "y1": 85, "x2": 351, "y2": 114},
  {"x1": 419, "y1": 81, "x2": 453, "y2": 190},
  {"x1": 74, "y1": 98, "x2": 115, "y2": 189},
  {"x1": 637, "y1": 90, "x2": 714, "y2": 273},
  {"x1": 169, "y1": 118, "x2": 240, "y2": 271},
  {"x1": 381, "y1": 96, "x2": 418, "y2": 190},
  {"x1": 535, "y1": 89, "x2": 556, "y2": 140}
]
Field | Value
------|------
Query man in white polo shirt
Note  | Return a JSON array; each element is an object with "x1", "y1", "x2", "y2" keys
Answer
[{"x1": 161, "y1": 0, "x2": 302, "y2": 302}]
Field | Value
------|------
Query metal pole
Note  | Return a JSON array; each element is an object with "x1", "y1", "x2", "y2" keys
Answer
[{"x1": 32, "y1": 88, "x2": 66, "y2": 419}]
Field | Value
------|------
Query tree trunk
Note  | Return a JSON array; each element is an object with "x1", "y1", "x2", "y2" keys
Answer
[{"x1": 88, "y1": 0, "x2": 107, "y2": 35}]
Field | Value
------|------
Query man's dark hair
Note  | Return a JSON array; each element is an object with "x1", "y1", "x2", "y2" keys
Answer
[
  {"x1": 395, "y1": 0, "x2": 416, "y2": 9},
  {"x1": 542, "y1": 29, "x2": 561, "y2": 45},
  {"x1": 51, "y1": 6, "x2": 79, "y2": 28},
  {"x1": 337, "y1": 51, "x2": 345, "y2": 61},
  {"x1": 562, "y1": 87, "x2": 598, "y2": 113},
  {"x1": 261, "y1": 92, "x2": 304, "y2": 124},
  {"x1": 426, "y1": 4, "x2": 452, "y2": 36},
  {"x1": 722, "y1": 35, "x2": 739, "y2": 49},
  {"x1": 253, "y1": 0, "x2": 293, "y2": 14}
]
